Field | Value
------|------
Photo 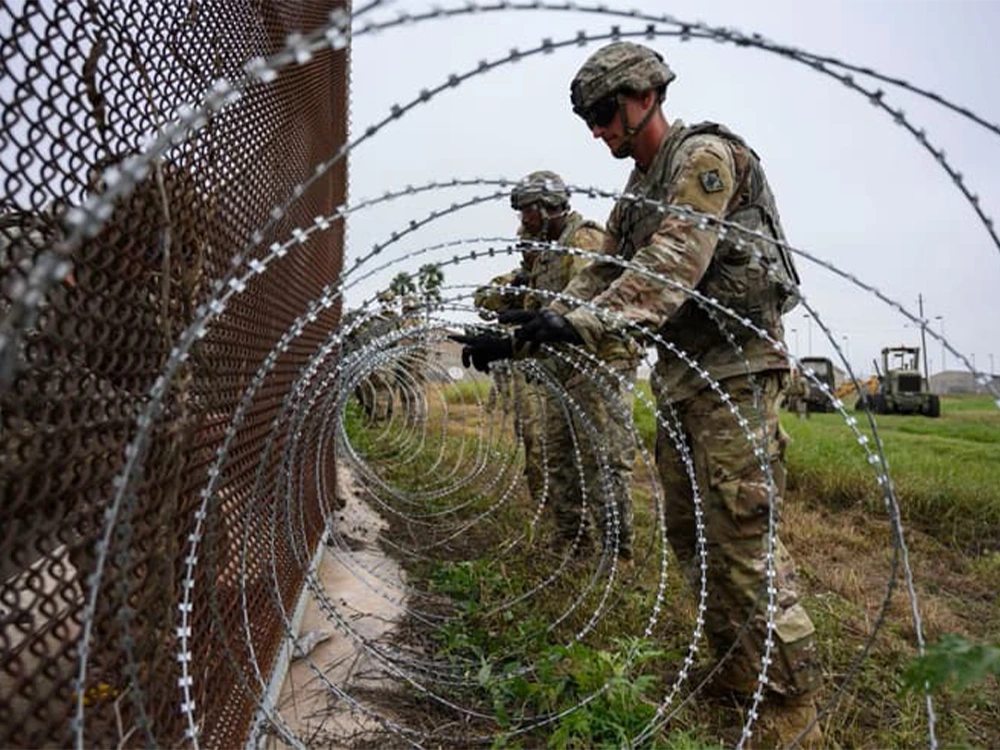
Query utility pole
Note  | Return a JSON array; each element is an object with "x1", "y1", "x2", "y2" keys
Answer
[
  {"x1": 918, "y1": 294, "x2": 930, "y2": 387},
  {"x1": 935, "y1": 315, "x2": 945, "y2": 372}
]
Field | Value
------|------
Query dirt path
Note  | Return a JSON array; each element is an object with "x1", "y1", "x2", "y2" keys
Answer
[{"x1": 262, "y1": 467, "x2": 407, "y2": 748}]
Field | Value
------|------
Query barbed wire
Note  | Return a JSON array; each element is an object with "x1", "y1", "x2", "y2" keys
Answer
[
  {"x1": 7, "y1": 9, "x2": 999, "y2": 397},
  {"x1": 58, "y1": 166, "x2": 985, "y2": 747},
  {"x1": 3, "y1": 3, "x2": 998, "y2": 749},
  {"x1": 59, "y1": 165, "x2": 982, "y2": 747}
]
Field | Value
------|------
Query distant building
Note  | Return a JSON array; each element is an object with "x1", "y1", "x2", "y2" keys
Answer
[
  {"x1": 929, "y1": 370, "x2": 999, "y2": 394},
  {"x1": 424, "y1": 335, "x2": 478, "y2": 382}
]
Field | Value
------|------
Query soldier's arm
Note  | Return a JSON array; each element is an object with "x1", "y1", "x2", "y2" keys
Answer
[
  {"x1": 568, "y1": 225, "x2": 606, "y2": 273},
  {"x1": 549, "y1": 231, "x2": 622, "y2": 315},
  {"x1": 473, "y1": 270, "x2": 526, "y2": 316},
  {"x1": 564, "y1": 138, "x2": 737, "y2": 350},
  {"x1": 550, "y1": 225, "x2": 603, "y2": 299}
]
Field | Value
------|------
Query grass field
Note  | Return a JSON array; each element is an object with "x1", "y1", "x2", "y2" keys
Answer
[
  {"x1": 342, "y1": 386, "x2": 1000, "y2": 748},
  {"x1": 632, "y1": 387, "x2": 1000, "y2": 553},
  {"x1": 782, "y1": 395, "x2": 1000, "y2": 552}
]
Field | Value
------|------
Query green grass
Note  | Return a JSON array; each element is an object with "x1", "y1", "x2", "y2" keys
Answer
[
  {"x1": 781, "y1": 396, "x2": 1000, "y2": 551},
  {"x1": 937, "y1": 395, "x2": 1000, "y2": 413},
  {"x1": 441, "y1": 376, "x2": 493, "y2": 404},
  {"x1": 630, "y1": 379, "x2": 658, "y2": 450},
  {"x1": 631, "y1": 385, "x2": 1000, "y2": 552},
  {"x1": 344, "y1": 387, "x2": 1000, "y2": 749}
]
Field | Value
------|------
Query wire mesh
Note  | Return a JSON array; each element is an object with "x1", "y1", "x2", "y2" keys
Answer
[{"x1": 0, "y1": 2, "x2": 349, "y2": 747}]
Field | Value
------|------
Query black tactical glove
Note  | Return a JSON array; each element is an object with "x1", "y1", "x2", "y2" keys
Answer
[
  {"x1": 497, "y1": 309, "x2": 584, "y2": 349},
  {"x1": 448, "y1": 333, "x2": 514, "y2": 373},
  {"x1": 510, "y1": 270, "x2": 530, "y2": 288}
]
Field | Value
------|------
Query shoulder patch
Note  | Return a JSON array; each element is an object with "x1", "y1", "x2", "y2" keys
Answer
[{"x1": 699, "y1": 169, "x2": 725, "y2": 194}]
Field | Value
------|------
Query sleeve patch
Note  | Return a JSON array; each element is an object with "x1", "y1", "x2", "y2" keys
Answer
[{"x1": 699, "y1": 169, "x2": 725, "y2": 193}]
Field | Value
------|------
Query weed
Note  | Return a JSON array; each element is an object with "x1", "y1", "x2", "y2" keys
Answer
[
  {"x1": 345, "y1": 385, "x2": 1000, "y2": 748},
  {"x1": 902, "y1": 634, "x2": 1000, "y2": 695}
]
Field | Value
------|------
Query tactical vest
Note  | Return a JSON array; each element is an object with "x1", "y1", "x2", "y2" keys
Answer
[
  {"x1": 525, "y1": 211, "x2": 603, "y2": 309},
  {"x1": 616, "y1": 122, "x2": 801, "y2": 337}
]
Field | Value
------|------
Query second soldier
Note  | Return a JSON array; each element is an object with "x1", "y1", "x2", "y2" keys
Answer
[{"x1": 470, "y1": 171, "x2": 639, "y2": 562}]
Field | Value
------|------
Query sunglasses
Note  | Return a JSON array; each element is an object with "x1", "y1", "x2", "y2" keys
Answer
[
  {"x1": 579, "y1": 94, "x2": 620, "y2": 129},
  {"x1": 510, "y1": 194, "x2": 542, "y2": 211}
]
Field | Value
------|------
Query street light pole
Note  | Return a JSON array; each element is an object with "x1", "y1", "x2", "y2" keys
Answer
[
  {"x1": 791, "y1": 327, "x2": 799, "y2": 358},
  {"x1": 803, "y1": 313, "x2": 813, "y2": 356},
  {"x1": 842, "y1": 335, "x2": 850, "y2": 371}
]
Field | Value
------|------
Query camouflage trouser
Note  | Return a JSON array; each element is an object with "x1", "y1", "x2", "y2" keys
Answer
[
  {"x1": 511, "y1": 370, "x2": 545, "y2": 504},
  {"x1": 795, "y1": 396, "x2": 809, "y2": 420},
  {"x1": 544, "y1": 359, "x2": 636, "y2": 560},
  {"x1": 487, "y1": 366, "x2": 514, "y2": 415},
  {"x1": 356, "y1": 370, "x2": 394, "y2": 421},
  {"x1": 655, "y1": 372, "x2": 820, "y2": 698}
]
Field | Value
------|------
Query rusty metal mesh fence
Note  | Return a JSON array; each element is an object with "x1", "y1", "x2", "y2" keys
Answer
[{"x1": 0, "y1": 1, "x2": 348, "y2": 747}]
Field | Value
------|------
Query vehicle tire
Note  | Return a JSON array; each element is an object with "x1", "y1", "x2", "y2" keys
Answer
[
  {"x1": 925, "y1": 394, "x2": 941, "y2": 418},
  {"x1": 873, "y1": 393, "x2": 888, "y2": 414}
]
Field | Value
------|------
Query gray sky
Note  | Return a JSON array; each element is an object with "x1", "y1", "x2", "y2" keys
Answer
[{"x1": 345, "y1": 1, "x2": 1000, "y2": 378}]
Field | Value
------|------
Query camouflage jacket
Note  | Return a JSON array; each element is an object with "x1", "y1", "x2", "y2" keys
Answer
[
  {"x1": 552, "y1": 120, "x2": 797, "y2": 403},
  {"x1": 475, "y1": 212, "x2": 638, "y2": 365},
  {"x1": 473, "y1": 211, "x2": 601, "y2": 313},
  {"x1": 524, "y1": 211, "x2": 604, "y2": 310}
]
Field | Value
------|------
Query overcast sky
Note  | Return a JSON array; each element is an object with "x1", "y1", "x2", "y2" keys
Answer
[{"x1": 344, "y1": 1, "x2": 1000, "y2": 379}]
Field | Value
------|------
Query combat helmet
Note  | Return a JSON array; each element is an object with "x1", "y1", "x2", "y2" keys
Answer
[
  {"x1": 509, "y1": 170, "x2": 570, "y2": 212},
  {"x1": 570, "y1": 41, "x2": 675, "y2": 118}
]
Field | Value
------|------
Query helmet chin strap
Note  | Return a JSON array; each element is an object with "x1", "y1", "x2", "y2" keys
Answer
[
  {"x1": 613, "y1": 91, "x2": 658, "y2": 159},
  {"x1": 540, "y1": 205, "x2": 568, "y2": 241}
]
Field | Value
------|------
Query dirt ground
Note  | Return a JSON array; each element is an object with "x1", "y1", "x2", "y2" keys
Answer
[{"x1": 259, "y1": 467, "x2": 408, "y2": 749}]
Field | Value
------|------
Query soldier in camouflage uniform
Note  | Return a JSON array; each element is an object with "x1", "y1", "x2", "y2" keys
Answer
[
  {"x1": 344, "y1": 291, "x2": 402, "y2": 422},
  {"x1": 459, "y1": 42, "x2": 822, "y2": 746},
  {"x1": 2, "y1": 160, "x2": 209, "y2": 713},
  {"x1": 474, "y1": 266, "x2": 539, "y2": 498},
  {"x1": 468, "y1": 172, "x2": 638, "y2": 560},
  {"x1": 786, "y1": 368, "x2": 810, "y2": 420}
]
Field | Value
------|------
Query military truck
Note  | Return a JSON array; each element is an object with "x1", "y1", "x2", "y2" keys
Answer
[
  {"x1": 855, "y1": 346, "x2": 941, "y2": 417},
  {"x1": 787, "y1": 356, "x2": 837, "y2": 413}
]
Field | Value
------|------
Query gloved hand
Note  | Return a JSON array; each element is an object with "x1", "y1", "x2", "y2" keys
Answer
[
  {"x1": 497, "y1": 309, "x2": 584, "y2": 349},
  {"x1": 511, "y1": 270, "x2": 530, "y2": 288},
  {"x1": 448, "y1": 333, "x2": 514, "y2": 372}
]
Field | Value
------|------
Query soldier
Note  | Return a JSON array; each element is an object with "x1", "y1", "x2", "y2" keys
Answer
[
  {"x1": 2, "y1": 159, "x2": 209, "y2": 720},
  {"x1": 457, "y1": 43, "x2": 821, "y2": 747},
  {"x1": 467, "y1": 171, "x2": 638, "y2": 562},
  {"x1": 474, "y1": 268, "x2": 534, "y2": 481},
  {"x1": 344, "y1": 291, "x2": 401, "y2": 422},
  {"x1": 787, "y1": 368, "x2": 810, "y2": 420}
]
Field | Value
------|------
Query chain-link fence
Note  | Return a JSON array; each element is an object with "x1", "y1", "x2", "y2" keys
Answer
[{"x1": 1, "y1": 1, "x2": 348, "y2": 746}]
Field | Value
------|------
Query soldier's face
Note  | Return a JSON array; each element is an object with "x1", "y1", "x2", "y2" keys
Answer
[
  {"x1": 519, "y1": 204, "x2": 544, "y2": 237},
  {"x1": 590, "y1": 91, "x2": 654, "y2": 159}
]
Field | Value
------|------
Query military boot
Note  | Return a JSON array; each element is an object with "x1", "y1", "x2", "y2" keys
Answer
[
  {"x1": 551, "y1": 530, "x2": 595, "y2": 561},
  {"x1": 755, "y1": 692, "x2": 823, "y2": 749},
  {"x1": 683, "y1": 658, "x2": 757, "y2": 702}
]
